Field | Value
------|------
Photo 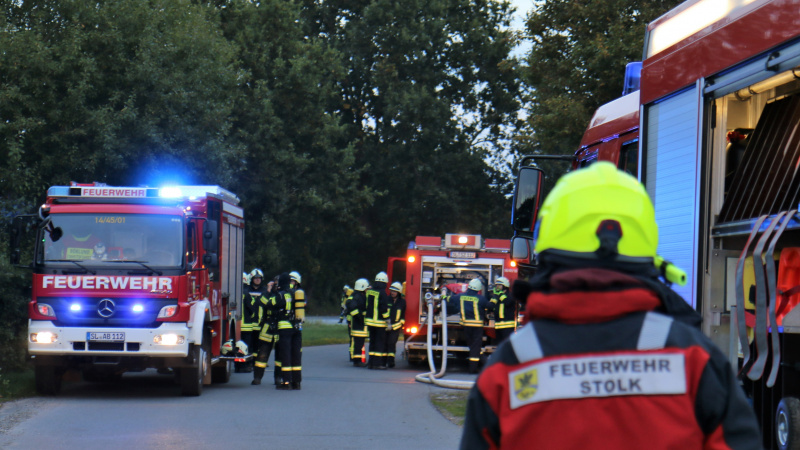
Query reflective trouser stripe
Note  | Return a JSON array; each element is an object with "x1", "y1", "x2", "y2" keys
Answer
[
  {"x1": 495, "y1": 321, "x2": 516, "y2": 329},
  {"x1": 255, "y1": 361, "x2": 268, "y2": 368},
  {"x1": 469, "y1": 357, "x2": 480, "y2": 362}
]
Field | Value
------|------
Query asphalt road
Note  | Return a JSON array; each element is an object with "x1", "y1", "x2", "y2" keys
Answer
[{"x1": 0, "y1": 337, "x2": 470, "y2": 449}]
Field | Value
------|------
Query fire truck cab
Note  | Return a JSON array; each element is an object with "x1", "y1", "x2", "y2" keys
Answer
[
  {"x1": 388, "y1": 234, "x2": 518, "y2": 366},
  {"x1": 10, "y1": 183, "x2": 246, "y2": 396}
]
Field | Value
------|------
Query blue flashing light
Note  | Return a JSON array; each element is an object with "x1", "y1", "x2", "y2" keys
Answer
[
  {"x1": 70, "y1": 303, "x2": 81, "y2": 312},
  {"x1": 132, "y1": 304, "x2": 144, "y2": 313},
  {"x1": 159, "y1": 187, "x2": 183, "y2": 198}
]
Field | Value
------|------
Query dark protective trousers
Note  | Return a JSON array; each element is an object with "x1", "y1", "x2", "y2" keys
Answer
[
  {"x1": 252, "y1": 339, "x2": 275, "y2": 382},
  {"x1": 350, "y1": 335, "x2": 366, "y2": 363},
  {"x1": 385, "y1": 329, "x2": 401, "y2": 367},
  {"x1": 494, "y1": 327, "x2": 514, "y2": 345},
  {"x1": 237, "y1": 330, "x2": 257, "y2": 372},
  {"x1": 367, "y1": 325, "x2": 387, "y2": 368},
  {"x1": 277, "y1": 328, "x2": 302, "y2": 384},
  {"x1": 464, "y1": 326, "x2": 483, "y2": 373}
]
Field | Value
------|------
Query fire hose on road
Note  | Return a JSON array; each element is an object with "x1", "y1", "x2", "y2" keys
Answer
[{"x1": 414, "y1": 294, "x2": 475, "y2": 390}]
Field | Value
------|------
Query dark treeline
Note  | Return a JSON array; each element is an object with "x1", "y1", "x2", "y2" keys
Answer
[{"x1": 0, "y1": 0, "x2": 677, "y2": 369}]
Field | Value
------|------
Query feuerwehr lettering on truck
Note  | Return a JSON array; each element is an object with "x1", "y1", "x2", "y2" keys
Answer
[{"x1": 41, "y1": 275, "x2": 173, "y2": 292}]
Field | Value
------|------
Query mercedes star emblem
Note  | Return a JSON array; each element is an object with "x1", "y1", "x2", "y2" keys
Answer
[{"x1": 97, "y1": 298, "x2": 116, "y2": 318}]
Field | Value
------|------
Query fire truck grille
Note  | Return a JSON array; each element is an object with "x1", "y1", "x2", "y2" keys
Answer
[
  {"x1": 719, "y1": 94, "x2": 800, "y2": 223},
  {"x1": 41, "y1": 297, "x2": 178, "y2": 328}
]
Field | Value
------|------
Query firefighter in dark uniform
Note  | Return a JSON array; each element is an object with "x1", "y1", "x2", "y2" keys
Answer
[
  {"x1": 339, "y1": 285, "x2": 353, "y2": 324},
  {"x1": 252, "y1": 278, "x2": 278, "y2": 385},
  {"x1": 346, "y1": 279, "x2": 369, "y2": 367},
  {"x1": 289, "y1": 271, "x2": 306, "y2": 324},
  {"x1": 447, "y1": 278, "x2": 488, "y2": 374},
  {"x1": 386, "y1": 282, "x2": 406, "y2": 368},
  {"x1": 273, "y1": 272, "x2": 302, "y2": 390},
  {"x1": 365, "y1": 272, "x2": 391, "y2": 369},
  {"x1": 239, "y1": 268, "x2": 265, "y2": 373},
  {"x1": 461, "y1": 162, "x2": 761, "y2": 449},
  {"x1": 487, "y1": 276, "x2": 516, "y2": 344}
]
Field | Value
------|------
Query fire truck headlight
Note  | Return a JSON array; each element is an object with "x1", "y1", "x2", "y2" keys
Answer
[
  {"x1": 37, "y1": 303, "x2": 56, "y2": 318},
  {"x1": 132, "y1": 304, "x2": 144, "y2": 313},
  {"x1": 31, "y1": 332, "x2": 58, "y2": 343},
  {"x1": 157, "y1": 305, "x2": 178, "y2": 318},
  {"x1": 154, "y1": 334, "x2": 184, "y2": 345}
]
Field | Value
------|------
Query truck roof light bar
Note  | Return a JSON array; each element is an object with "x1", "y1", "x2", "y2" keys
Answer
[{"x1": 47, "y1": 185, "x2": 240, "y2": 204}]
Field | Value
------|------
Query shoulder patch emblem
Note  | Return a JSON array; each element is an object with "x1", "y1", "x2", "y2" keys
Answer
[{"x1": 514, "y1": 368, "x2": 538, "y2": 401}]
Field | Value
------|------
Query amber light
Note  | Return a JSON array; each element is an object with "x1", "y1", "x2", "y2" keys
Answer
[
  {"x1": 510, "y1": 261, "x2": 517, "y2": 267},
  {"x1": 408, "y1": 256, "x2": 416, "y2": 263}
]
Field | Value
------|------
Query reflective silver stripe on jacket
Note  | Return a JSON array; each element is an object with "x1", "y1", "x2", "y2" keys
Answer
[{"x1": 510, "y1": 311, "x2": 674, "y2": 364}]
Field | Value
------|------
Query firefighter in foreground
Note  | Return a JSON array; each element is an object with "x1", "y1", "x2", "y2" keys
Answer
[
  {"x1": 274, "y1": 272, "x2": 303, "y2": 390},
  {"x1": 365, "y1": 272, "x2": 391, "y2": 369},
  {"x1": 386, "y1": 281, "x2": 406, "y2": 368},
  {"x1": 461, "y1": 162, "x2": 760, "y2": 449},
  {"x1": 487, "y1": 276, "x2": 515, "y2": 344},
  {"x1": 346, "y1": 279, "x2": 369, "y2": 367},
  {"x1": 239, "y1": 268, "x2": 266, "y2": 373},
  {"x1": 447, "y1": 278, "x2": 489, "y2": 374}
]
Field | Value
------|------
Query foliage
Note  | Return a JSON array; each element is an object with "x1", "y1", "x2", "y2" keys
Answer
[
  {"x1": 301, "y1": 0, "x2": 521, "y2": 271},
  {"x1": 0, "y1": 367, "x2": 36, "y2": 402},
  {"x1": 518, "y1": 0, "x2": 682, "y2": 190},
  {"x1": 430, "y1": 390, "x2": 469, "y2": 425}
]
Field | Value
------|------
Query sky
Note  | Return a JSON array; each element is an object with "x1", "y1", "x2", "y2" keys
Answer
[{"x1": 508, "y1": 0, "x2": 533, "y2": 57}]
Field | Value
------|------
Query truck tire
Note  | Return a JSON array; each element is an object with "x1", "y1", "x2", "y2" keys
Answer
[
  {"x1": 35, "y1": 365, "x2": 63, "y2": 395},
  {"x1": 777, "y1": 397, "x2": 800, "y2": 450},
  {"x1": 211, "y1": 360, "x2": 232, "y2": 383},
  {"x1": 180, "y1": 343, "x2": 209, "y2": 396}
]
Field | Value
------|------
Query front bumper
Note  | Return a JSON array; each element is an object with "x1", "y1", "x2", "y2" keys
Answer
[{"x1": 28, "y1": 320, "x2": 191, "y2": 358}]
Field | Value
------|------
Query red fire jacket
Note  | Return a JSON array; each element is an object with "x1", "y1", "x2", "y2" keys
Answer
[{"x1": 461, "y1": 268, "x2": 761, "y2": 450}]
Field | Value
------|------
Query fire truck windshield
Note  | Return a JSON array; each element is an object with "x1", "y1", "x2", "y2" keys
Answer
[{"x1": 41, "y1": 213, "x2": 183, "y2": 267}]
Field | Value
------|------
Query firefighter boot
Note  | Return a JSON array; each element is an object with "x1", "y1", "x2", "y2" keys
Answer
[{"x1": 291, "y1": 381, "x2": 301, "y2": 390}]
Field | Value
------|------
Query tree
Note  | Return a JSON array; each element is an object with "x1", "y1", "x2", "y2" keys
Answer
[
  {"x1": 215, "y1": 0, "x2": 375, "y2": 307},
  {"x1": 519, "y1": 0, "x2": 682, "y2": 161},
  {"x1": 302, "y1": 0, "x2": 522, "y2": 271}
]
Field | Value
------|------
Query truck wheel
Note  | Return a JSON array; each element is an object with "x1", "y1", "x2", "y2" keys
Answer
[
  {"x1": 211, "y1": 360, "x2": 232, "y2": 384},
  {"x1": 180, "y1": 343, "x2": 209, "y2": 396},
  {"x1": 35, "y1": 366, "x2": 63, "y2": 395},
  {"x1": 777, "y1": 397, "x2": 800, "y2": 450}
]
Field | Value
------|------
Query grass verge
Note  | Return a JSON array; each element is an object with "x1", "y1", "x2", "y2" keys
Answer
[
  {"x1": 430, "y1": 390, "x2": 469, "y2": 426},
  {"x1": 0, "y1": 367, "x2": 35, "y2": 403},
  {"x1": 302, "y1": 321, "x2": 350, "y2": 346}
]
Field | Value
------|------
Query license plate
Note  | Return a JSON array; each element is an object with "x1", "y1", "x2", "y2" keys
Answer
[{"x1": 87, "y1": 332, "x2": 125, "y2": 342}]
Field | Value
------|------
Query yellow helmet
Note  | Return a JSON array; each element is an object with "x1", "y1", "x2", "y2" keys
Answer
[{"x1": 534, "y1": 162, "x2": 658, "y2": 262}]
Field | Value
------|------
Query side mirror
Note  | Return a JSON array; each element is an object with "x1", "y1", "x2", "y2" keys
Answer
[
  {"x1": 510, "y1": 236, "x2": 532, "y2": 265},
  {"x1": 203, "y1": 220, "x2": 218, "y2": 253},
  {"x1": 203, "y1": 253, "x2": 219, "y2": 268},
  {"x1": 511, "y1": 166, "x2": 544, "y2": 234}
]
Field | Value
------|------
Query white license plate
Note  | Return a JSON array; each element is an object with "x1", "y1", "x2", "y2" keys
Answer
[{"x1": 87, "y1": 332, "x2": 125, "y2": 342}]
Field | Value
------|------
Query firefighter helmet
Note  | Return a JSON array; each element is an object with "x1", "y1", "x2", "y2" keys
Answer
[
  {"x1": 289, "y1": 271, "x2": 302, "y2": 284},
  {"x1": 221, "y1": 340, "x2": 234, "y2": 355},
  {"x1": 243, "y1": 272, "x2": 250, "y2": 285},
  {"x1": 534, "y1": 161, "x2": 658, "y2": 262},
  {"x1": 468, "y1": 279, "x2": 483, "y2": 292},
  {"x1": 375, "y1": 272, "x2": 389, "y2": 283},
  {"x1": 495, "y1": 277, "x2": 510, "y2": 288},
  {"x1": 355, "y1": 278, "x2": 369, "y2": 291},
  {"x1": 235, "y1": 340, "x2": 249, "y2": 356},
  {"x1": 250, "y1": 268, "x2": 264, "y2": 280},
  {"x1": 390, "y1": 282, "x2": 403, "y2": 293},
  {"x1": 343, "y1": 285, "x2": 353, "y2": 296}
]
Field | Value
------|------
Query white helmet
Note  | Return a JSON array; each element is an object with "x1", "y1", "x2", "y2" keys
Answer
[
  {"x1": 390, "y1": 282, "x2": 403, "y2": 293},
  {"x1": 375, "y1": 271, "x2": 389, "y2": 283},
  {"x1": 221, "y1": 340, "x2": 234, "y2": 355},
  {"x1": 243, "y1": 272, "x2": 250, "y2": 285},
  {"x1": 495, "y1": 277, "x2": 510, "y2": 288},
  {"x1": 289, "y1": 271, "x2": 302, "y2": 284},
  {"x1": 468, "y1": 279, "x2": 483, "y2": 292},
  {"x1": 355, "y1": 278, "x2": 369, "y2": 291},
  {"x1": 250, "y1": 268, "x2": 264, "y2": 280},
  {"x1": 235, "y1": 340, "x2": 249, "y2": 355}
]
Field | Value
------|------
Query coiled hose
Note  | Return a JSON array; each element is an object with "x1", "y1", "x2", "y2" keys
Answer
[{"x1": 414, "y1": 296, "x2": 475, "y2": 390}]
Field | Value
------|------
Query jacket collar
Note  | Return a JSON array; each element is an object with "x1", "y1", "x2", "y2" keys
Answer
[{"x1": 524, "y1": 268, "x2": 662, "y2": 324}]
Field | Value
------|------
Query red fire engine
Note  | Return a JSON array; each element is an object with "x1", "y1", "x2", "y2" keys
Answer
[
  {"x1": 387, "y1": 234, "x2": 518, "y2": 366},
  {"x1": 512, "y1": 1, "x2": 800, "y2": 447},
  {"x1": 10, "y1": 183, "x2": 246, "y2": 396}
]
